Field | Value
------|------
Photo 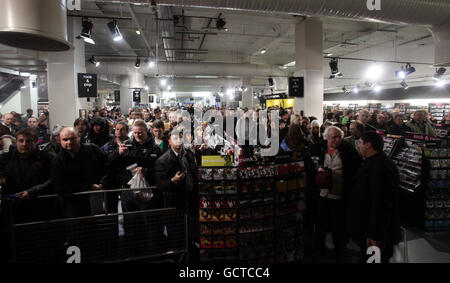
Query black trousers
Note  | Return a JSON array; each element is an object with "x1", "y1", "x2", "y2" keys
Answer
[{"x1": 314, "y1": 197, "x2": 348, "y2": 256}]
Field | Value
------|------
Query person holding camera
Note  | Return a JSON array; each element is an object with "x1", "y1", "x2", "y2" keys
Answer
[{"x1": 307, "y1": 126, "x2": 361, "y2": 262}]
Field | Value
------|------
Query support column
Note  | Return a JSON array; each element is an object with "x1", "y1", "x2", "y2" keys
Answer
[
  {"x1": 294, "y1": 19, "x2": 324, "y2": 124},
  {"x1": 120, "y1": 76, "x2": 133, "y2": 115},
  {"x1": 20, "y1": 78, "x2": 32, "y2": 114},
  {"x1": 48, "y1": 17, "x2": 86, "y2": 128},
  {"x1": 241, "y1": 78, "x2": 253, "y2": 109}
]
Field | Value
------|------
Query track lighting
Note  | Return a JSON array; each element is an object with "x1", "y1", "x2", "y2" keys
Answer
[
  {"x1": 89, "y1": 56, "x2": 100, "y2": 67},
  {"x1": 433, "y1": 67, "x2": 446, "y2": 81},
  {"x1": 107, "y1": 20, "x2": 123, "y2": 42},
  {"x1": 396, "y1": 63, "x2": 415, "y2": 79},
  {"x1": 80, "y1": 19, "x2": 95, "y2": 45},
  {"x1": 216, "y1": 17, "x2": 227, "y2": 31},
  {"x1": 400, "y1": 80, "x2": 409, "y2": 90},
  {"x1": 329, "y1": 58, "x2": 343, "y2": 79},
  {"x1": 135, "y1": 57, "x2": 141, "y2": 68}
]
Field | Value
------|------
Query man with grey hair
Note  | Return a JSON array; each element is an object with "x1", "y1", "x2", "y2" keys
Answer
[{"x1": 307, "y1": 125, "x2": 362, "y2": 262}]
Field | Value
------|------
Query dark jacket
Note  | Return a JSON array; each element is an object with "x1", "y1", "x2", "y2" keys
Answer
[
  {"x1": 108, "y1": 137, "x2": 161, "y2": 188},
  {"x1": 155, "y1": 148, "x2": 198, "y2": 215},
  {"x1": 387, "y1": 123, "x2": 411, "y2": 136},
  {"x1": 0, "y1": 124, "x2": 12, "y2": 137},
  {"x1": 51, "y1": 144, "x2": 108, "y2": 218},
  {"x1": 86, "y1": 118, "x2": 114, "y2": 148},
  {"x1": 0, "y1": 148, "x2": 54, "y2": 224},
  {"x1": 306, "y1": 140, "x2": 362, "y2": 201},
  {"x1": 348, "y1": 152, "x2": 401, "y2": 246},
  {"x1": 154, "y1": 137, "x2": 170, "y2": 154}
]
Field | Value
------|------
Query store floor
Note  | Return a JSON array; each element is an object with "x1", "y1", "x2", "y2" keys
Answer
[{"x1": 303, "y1": 227, "x2": 450, "y2": 263}]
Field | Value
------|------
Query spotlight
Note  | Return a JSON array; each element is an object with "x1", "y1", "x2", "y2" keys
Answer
[
  {"x1": 80, "y1": 19, "x2": 95, "y2": 45},
  {"x1": 135, "y1": 57, "x2": 141, "y2": 68},
  {"x1": 107, "y1": 20, "x2": 123, "y2": 42},
  {"x1": 89, "y1": 56, "x2": 100, "y2": 67},
  {"x1": 436, "y1": 80, "x2": 447, "y2": 87},
  {"x1": 374, "y1": 85, "x2": 382, "y2": 93},
  {"x1": 144, "y1": 85, "x2": 149, "y2": 91},
  {"x1": 160, "y1": 78, "x2": 167, "y2": 86},
  {"x1": 226, "y1": 88, "x2": 234, "y2": 97},
  {"x1": 167, "y1": 85, "x2": 172, "y2": 91},
  {"x1": 136, "y1": 30, "x2": 141, "y2": 35},
  {"x1": 145, "y1": 58, "x2": 155, "y2": 68},
  {"x1": 400, "y1": 80, "x2": 409, "y2": 90},
  {"x1": 329, "y1": 58, "x2": 343, "y2": 79},
  {"x1": 260, "y1": 49, "x2": 267, "y2": 54},
  {"x1": 216, "y1": 17, "x2": 227, "y2": 31},
  {"x1": 366, "y1": 64, "x2": 383, "y2": 80},
  {"x1": 342, "y1": 86, "x2": 350, "y2": 95},
  {"x1": 396, "y1": 63, "x2": 415, "y2": 79},
  {"x1": 353, "y1": 85, "x2": 359, "y2": 94},
  {"x1": 433, "y1": 67, "x2": 446, "y2": 81}
]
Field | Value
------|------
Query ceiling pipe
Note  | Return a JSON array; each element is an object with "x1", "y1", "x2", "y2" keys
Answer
[
  {"x1": 87, "y1": 61, "x2": 288, "y2": 77},
  {"x1": 127, "y1": 4, "x2": 155, "y2": 58}
]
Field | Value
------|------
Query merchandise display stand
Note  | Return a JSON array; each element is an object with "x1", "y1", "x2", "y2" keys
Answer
[
  {"x1": 197, "y1": 161, "x2": 306, "y2": 263},
  {"x1": 423, "y1": 147, "x2": 450, "y2": 231}
]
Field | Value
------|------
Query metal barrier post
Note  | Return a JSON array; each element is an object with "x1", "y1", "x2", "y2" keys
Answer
[
  {"x1": 8, "y1": 199, "x2": 17, "y2": 263},
  {"x1": 401, "y1": 226, "x2": 408, "y2": 263},
  {"x1": 185, "y1": 213, "x2": 189, "y2": 263}
]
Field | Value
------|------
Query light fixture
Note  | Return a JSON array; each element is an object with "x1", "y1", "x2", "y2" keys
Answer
[
  {"x1": 260, "y1": 49, "x2": 267, "y2": 54},
  {"x1": 167, "y1": 85, "x2": 172, "y2": 91},
  {"x1": 144, "y1": 85, "x2": 149, "y2": 91},
  {"x1": 20, "y1": 72, "x2": 31, "y2": 77},
  {"x1": 326, "y1": 53, "x2": 333, "y2": 57},
  {"x1": 20, "y1": 81, "x2": 27, "y2": 89},
  {"x1": 107, "y1": 20, "x2": 123, "y2": 41},
  {"x1": 365, "y1": 63, "x2": 383, "y2": 80},
  {"x1": 329, "y1": 58, "x2": 343, "y2": 79},
  {"x1": 135, "y1": 57, "x2": 141, "y2": 68},
  {"x1": 400, "y1": 80, "x2": 409, "y2": 90},
  {"x1": 160, "y1": 78, "x2": 167, "y2": 86},
  {"x1": 89, "y1": 56, "x2": 100, "y2": 67},
  {"x1": 145, "y1": 58, "x2": 155, "y2": 68},
  {"x1": 216, "y1": 17, "x2": 227, "y2": 31},
  {"x1": 396, "y1": 63, "x2": 415, "y2": 79},
  {"x1": 136, "y1": 30, "x2": 141, "y2": 35},
  {"x1": 80, "y1": 19, "x2": 95, "y2": 45},
  {"x1": 374, "y1": 85, "x2": 382, "y2": 93},
  {"x1": 436, "y1": 80, "x2": 447, "y2": 87},
  {"x1": 433, "y1": 67, "x2": 446, "y2": 81},
  {"x1": 353, "y1": 85, "x2": 359, "y2": 94},
  {"x1": 365, "y1": 81, "x2": 373, "y2": 88}
]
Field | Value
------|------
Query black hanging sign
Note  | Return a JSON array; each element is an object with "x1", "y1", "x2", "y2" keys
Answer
[
  {"x1": 288, "y1": 77, "x2": 304, "y2": 98},
  {"x1": 114, "y1": 90, "x2": 120, "y2": 102},
  {"x1": 77, "y1": 73, "x2": 97, "y2": 98},
  {"x1": 133, "y1": 90, "x2": 141, "y2": 102},
  {"x1": 149, "y1": 95, "x2": 154, "y2": 103}
]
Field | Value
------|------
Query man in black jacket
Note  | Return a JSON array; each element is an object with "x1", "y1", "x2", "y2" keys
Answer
[
  {"x1": 349, "y1": 131, "x2": 401, "y2": 263},
  {"x1": 387, "y1": 113, "x2": 411, "y2": 136},
  {"x1": 108, "y1": 120, "x2": 162, "y2": 253},
  {"x1": 306, "y1": 126, "x2": 362, "y2": 261},
  {"x1": 0, "y1": 128, "x2": 55, "y2": 262},
  {"x1": 155, "y1": 128, "x2": 198, "y2": 261},
  {"x1": 86, "y1": 117, "x2": 113, "y2": 148},
  {"x1": 51, "y1": 127, "x2": 108, "y2": 218}
]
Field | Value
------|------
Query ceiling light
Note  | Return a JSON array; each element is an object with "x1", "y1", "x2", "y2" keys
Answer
[
  {"x1": 89, "y1": 56, "x2": 100, "y2": 67},
  {"x1": 326, "y1": 53, "x2": 333, "y2": 57},
  {"x1": 396, "y1": 63, "x2": 415, "y2": 79},
  {"x1": 20, "y1": 72, "x2": 31, "y2": 77},
  {"x1": 436, "y1": 80, "x2": 447, "y2": 87},
  {"x1": 160, "y1": 78, "x2": 167, "y2": 86},
  {"x1": 107, "y1": 20, "x2": 123, "y2": 42},
  {"x1": 145, "y1": 58, "x2": 155, "y2": 68},
  {"x1": 80, "y1": 19, "x2": 95, "y2": 45},
  {"x1": 433, "y1": 67, "x2": 446, "y2": 81},
  {"x1": 226, "y1": 88, "x2": 234, "y2": 98},
  {"x1": 167, "y1": 85, "x2": 172, "y2": 91},
  {"x1": 216, "y1": 17, "x2": 227, "y2": 31},
  {"x1": 374, "y1": 85, "x2": 382, "y2": 93},
  {"x1": 353, "y1": 85, "x2": 359, "y2": 94},
  {"x1": 366, "y1": 63, "x2": 383, "y2": 80},
  {"x1": 135, "y1": 57, "x2": 141, "y2": 68},
  {"x1": 136, "y1": 30, "x2": 141, "y2": 35},
  {"x1": 400, "y1": 80, "x2": 409, "y2": 90},
  {"x1": 342, "y1": 86, "x2": 349, "y2": 95},
  {"x1": 260, "y1": 49, "x2": 267, "y2": 54},
  {"x1": 144, "y1": 85, "x2": 149, "y2": 91}
]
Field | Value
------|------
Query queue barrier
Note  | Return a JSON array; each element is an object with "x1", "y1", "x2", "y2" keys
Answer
[{"x1": 1, "y1": 188, "x2": 188, "y2": 263}]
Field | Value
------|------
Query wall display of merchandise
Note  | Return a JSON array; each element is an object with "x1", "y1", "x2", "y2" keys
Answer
[
  {"x1": 424, "y1": 147, "x2": 450, "y2": 231},
  {"x1": 429, "y1": 103, "x2": 450, "y2": 123},
  {"x1": 391, "y1": 139, "x2": 424, "y2": 194},
  {"x1": 197, "y1": 162, "x2": 306, "y2": 263}
]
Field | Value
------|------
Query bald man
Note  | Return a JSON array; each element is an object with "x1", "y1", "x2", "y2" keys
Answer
[
  {"x1": 0, "y1": 113, "x2": 15, "y2": 136},
  {"x1": 51, "y1": 127, "x2": 108, "y2": 218}
]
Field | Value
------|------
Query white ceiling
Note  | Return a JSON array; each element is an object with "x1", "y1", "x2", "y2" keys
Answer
[{"x1": 0, "y1": 2, "x2": 447, "y2": 94}]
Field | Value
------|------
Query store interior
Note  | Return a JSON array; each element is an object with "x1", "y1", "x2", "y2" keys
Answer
[{"x1": 0, "y1": 0, "x2": 449, "y2": 263}]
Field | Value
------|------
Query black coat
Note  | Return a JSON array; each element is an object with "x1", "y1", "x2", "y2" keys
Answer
[
  {"x1": 348, "y1": 152, "x2": 401, "y2": 246},
  {"x1": 108, "y1": 137, "x2": 161, "y2": 188},
  {"x1": 155, "y1": 148, "x2": 198, "y2": 215},
  {"x1": 51, "y1": 144, "x2": 108, "y2": 218},
  {"x1": 87, "y1": 118, "x2": 113, "y2": 148},
  {"x1": 387, "y1": 123, "x2": 411, "y2": 136},
  {"x1": 306, "y1": 140, "x2": 362, "y2": 201},
  {"x1": 0, "y1": 148, "x2": 54, "y2": 223}
]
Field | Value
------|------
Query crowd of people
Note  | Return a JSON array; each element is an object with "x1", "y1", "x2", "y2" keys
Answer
[{"x1": 0, "y1": 104, "x2": 449, "y2": 263}]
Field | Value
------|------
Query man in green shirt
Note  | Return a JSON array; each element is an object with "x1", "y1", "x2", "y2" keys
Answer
[{"x1": 152, "y1": 120, "x2": 169, "y2": 153}]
